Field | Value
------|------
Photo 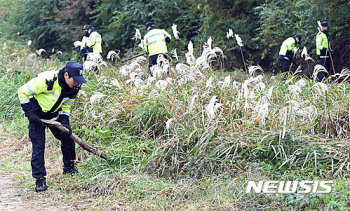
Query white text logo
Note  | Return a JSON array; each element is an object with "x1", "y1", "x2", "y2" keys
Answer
[{"x1": 245, "y1": 181, "x2": 333, "y2": 194}]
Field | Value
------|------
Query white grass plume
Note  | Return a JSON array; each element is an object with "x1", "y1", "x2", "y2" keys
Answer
[
  {"x1": 107, "y1": 50, "x2": 120, "y2": 60},
  {"x1": 317, "y1": 20, "x2": 323, "y2": 32},
  {"x1": 296, "y1": 105, "x2": 317, "y2": 121},
  {"x1": 110, "y1": 79, "x2": 123, "y2": 89},
  {"x1": 226, "y1": 29, "x2": 233, "y2": 39},
  {"x1": 267, "y1": 86, "x2": 274, "y2": 100},
  {"x1": 235, "y1": 34, "x2": 243, "y2": 47},
  {"x1": 205, "y1": 96, "x2": 222, "y2": 120},
  {"x1": 90, "y1": 92, "x2": 106, "y2": 104},
  {"x1": 28, "y1": 40, "x2": 32, "y2": 46},
  {"x1": 253, "y1": 96, "x2": 270, "y2": 126},
  {"x1": 312, "y1": 65, "x2": 328, "y2": 82},
  {"x1": 188, "y1": 95, "x2": 198, "y2": 112},
  {"x1": 36, "y1": 49, "x2": 46, "y2": 56},
  {"x1": 218, "y1": 76, "x2": 231, "y2": 89},
  {"x1": 74, "y1": 41, "x2": 82, "y2": 48},
  {"x1": 155, "y1": 79, "x2": 170, "y2": 90},
  {"x1": 185, "y1": 41, "x2": 196, "y2": 65},
  {"x1": 134, "y1": 28, "x2": 142, "y2": 40},
  {"x1": 171, "y1": 49, "x2": 179, "y2": 61},
  {"x1": 248, "y1": 65, "x2": 264, "y2": 77},
  {"x1": 172, "y1": 24, "x2": 180, "y2": 39},
  {"x1": 157, "y1": 54, "x2": 170, "y2": 73},
  {"x1": 166, "y1": 118, "x2": 175, "y2": 130},
  {"x1": 301, "y1": 46, "x2": 315, "y2": 63},
  {"x1": 176, "y1": 63, "x2": 190, "y2": 74},
  {"x1": 83, "y1": 60, "x2": 98, "y2": 71},
  {"x1": 203, "y1": 37, "x2": 212, "y2": 50},
  {"x1": 313, "y1": 82, "x2": 328, "y2": 95}
]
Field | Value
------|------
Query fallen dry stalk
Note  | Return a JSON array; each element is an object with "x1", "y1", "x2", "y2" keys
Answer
[{"x1": 41, "y1": 119, "x2": 108, "y2": 160}]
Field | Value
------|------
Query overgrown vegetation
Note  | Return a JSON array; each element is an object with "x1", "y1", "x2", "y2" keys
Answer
[{"x1": 1, "y1": 34, "x2": 350, "y2": 209}]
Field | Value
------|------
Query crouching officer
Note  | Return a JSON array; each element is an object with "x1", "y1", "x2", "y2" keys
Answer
[
  {"x1": 278, "y1": 34, "x2": 301, "y2": 73},
  {"x1": 18, "y1": 61, "x2": 87, "y2": 192}
]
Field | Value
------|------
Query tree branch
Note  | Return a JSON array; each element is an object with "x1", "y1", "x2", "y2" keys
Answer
[{"x1": 41, "y1": 119, "x2": 108, "y2": 160}]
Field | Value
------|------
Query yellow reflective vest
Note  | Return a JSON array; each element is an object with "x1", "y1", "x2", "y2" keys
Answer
[
  {"x1": 316, "y1": 32, "x2": 329, "y2": 56},
  {"x1": 144, "y1": 29, "x2": 171, "y2": 56},
  {"x1": 80, "y1": 36, "x2": 88, "y2": 49},
  {"x1": 279, "y1": 37, "x2": 296, "y2": 56},
  {"x1": 18, "y1": 71, "x2": 75, "y2": 116},
  {"x1": 86, "y1": 31, "x2": 102, "y2": 53}
]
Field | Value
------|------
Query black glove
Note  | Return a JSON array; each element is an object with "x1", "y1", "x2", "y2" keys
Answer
[
  {"x1": 321, "y1": 47, "x2": 327, "y2": 56},
  {"x1": 60, "y1": 123, "x2": 72, "y2": 138},
  {"x1": 25, "y1": 110, "x2": 41, "y2": 124},
  {"x1": 165, "y1": 36, "x2": 170, "y2": 44},
  {"x1": 80, "y1": 48, "x2": 87, "y2": 57}
]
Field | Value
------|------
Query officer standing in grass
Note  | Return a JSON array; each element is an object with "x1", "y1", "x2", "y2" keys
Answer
[
  {"x1": 278, "y1": 34, "x2": 302, "y2": 73},
  {"x1": 144, "y1": 22, "x2": 171, "y2": 76},
  {"x1": 316, "y1": 21, "x2": 332, "y2": 82},
  {"x1": 18, "y1": 61, "x2": 86, "y2": 192},
  {"x1": 80, "y1": 25, "x2": 103, "y2": 59}
]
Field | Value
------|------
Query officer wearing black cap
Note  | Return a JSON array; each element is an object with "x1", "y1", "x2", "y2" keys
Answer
[
  {"x1": 278, "y1": 34, "x2": 302, "y2": 73},
  {"x1": 80, "y1": 24, "x2": 102, "y2": 60},
  {"x1": 18, "y1": 61, "x2": 87, "y2": 192},
  {"x1": 144, "y1": 21, "x2": 171, "y2": 76},
  {"x1": 316, "y1": 21, "x2": 332, "y2": 81}
]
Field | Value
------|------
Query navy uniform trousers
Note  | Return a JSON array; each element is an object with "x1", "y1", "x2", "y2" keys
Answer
[
  {"x1": 318, "y1": 57, "x2": 330, "y2": 82},
  {"x1": 279, "y1": 59, "x2": 291, "y2": 73},
  {"x1": 28, "y1": 116, "x2": 76, "y2": 179}
]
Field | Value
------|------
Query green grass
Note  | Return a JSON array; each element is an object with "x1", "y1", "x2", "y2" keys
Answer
[{"x1": 1, "y1": 39, "x2": 350, "y2": 210}]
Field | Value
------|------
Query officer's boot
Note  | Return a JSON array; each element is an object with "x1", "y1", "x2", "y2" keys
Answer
[
  {"x1": 63, "y1": 166, "x2": 80, "y2": 175},
  {"x1": 35, "y1": 177, "x2": 48, "y2": 192}
]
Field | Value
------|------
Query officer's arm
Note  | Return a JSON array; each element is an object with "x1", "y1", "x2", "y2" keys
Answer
[
  {"x1": 316, "y1": 34, "x2": 324, "y2": 51},
  {"x1": 18, "y1": 77, "x2": 47, "y2": 112},
  {"x1": 86, "y1": 33, "x2": 97, "y2": 47},
  {"x1": 144, "y1": 37, "x2": 149, "y2": 54},
  {"x1": 80, "y1": 37, "x2": 86, "y2": 49}
]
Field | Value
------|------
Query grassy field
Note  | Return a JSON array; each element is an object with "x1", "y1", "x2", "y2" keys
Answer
[{"x1": 1, "y1": 40, "x2": 350, "y2": 210}]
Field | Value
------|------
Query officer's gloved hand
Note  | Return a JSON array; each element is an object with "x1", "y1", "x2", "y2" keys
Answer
[
  {"x1": 25, "y1": 110, "x2": 41, "y2": 124},
  {"x1": 60, "y1": 123, "x2": 72, "y2": 138},
  {"x1": 321, "y1": 47, "x2": 327, "y2": 55},
  {"x1": 79, "y1": 49, "x2": 85, "y2": 57}
]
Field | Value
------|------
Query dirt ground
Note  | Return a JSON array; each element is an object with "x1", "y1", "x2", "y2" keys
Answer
[
  {"x1": 0, "y1": 131, "x2": 63, "y2": 210},
  {"x1": 0, "y1": 128, "x2": 129, "y2": 211}
]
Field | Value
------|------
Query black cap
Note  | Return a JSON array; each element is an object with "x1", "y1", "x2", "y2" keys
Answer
[
  {"x1": 145, "y1": 22, "x2": 154, "y2": 30},
  {"x1": 321, "y1": 21, "x2": 331, "y2": 27},
  {"x1": 82, "y1": 25, "x2": 93, "y2": 30},
  {"x1": 294, "y1": 34, "x2": 302, "y2": 43},
  {"x1": 64, "y1": 61, "x2": 87, "y2": 84}
]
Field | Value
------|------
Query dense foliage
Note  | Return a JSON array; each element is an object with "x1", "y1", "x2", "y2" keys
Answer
[{"x1": 1, "y1": 0, "x2": 349, "y2": 71}]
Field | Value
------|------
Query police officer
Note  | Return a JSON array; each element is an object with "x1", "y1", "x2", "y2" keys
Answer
[
  {"x1": 18, "y1": 61, "x2": 87, "y2": 192},
  {"x1": 316, "y1": 21, "x2": 332, "y2": 82},
  {"x1": 144, "y1": 22, "x2": 171, "y2": 76},
  {"x1": 278, "y1": 34, "x2": 301, "y2": 73},
  {"x1": 80, "y1": 25, "x2": 102, "y2": 58}
]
